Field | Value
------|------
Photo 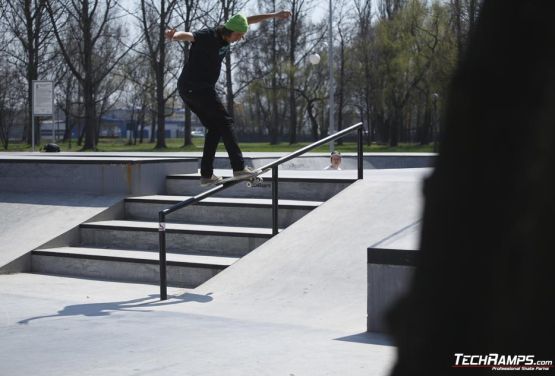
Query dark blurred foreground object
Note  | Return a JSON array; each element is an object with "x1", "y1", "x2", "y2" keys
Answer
[
  {"x1": 388, "y1": 0, "x2": 555, "y2": 374},
  {"x1": 42, "y1": 143, "x2": 61, "y2": 152}
]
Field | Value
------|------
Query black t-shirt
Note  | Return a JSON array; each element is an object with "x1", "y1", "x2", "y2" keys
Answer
[{"x1": 178, "y1": 27, "x2": 230, "y2": 90}]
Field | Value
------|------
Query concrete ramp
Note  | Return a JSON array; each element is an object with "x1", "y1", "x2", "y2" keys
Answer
[
  {"x1": 0, "y1": 193, "x2": 124, "y2": 272},
  {"x1": 184, "y1": 168, "x2": 431, "y2": 332}
]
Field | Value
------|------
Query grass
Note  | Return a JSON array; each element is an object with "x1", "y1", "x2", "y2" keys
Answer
[{"x1": 2, "y1": 137, "x2": 435, "y2": 153}]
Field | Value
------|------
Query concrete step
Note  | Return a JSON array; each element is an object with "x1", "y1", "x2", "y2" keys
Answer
[
  {"x1": 124, "y1": 195, "x2": 322, "y2": 228},
  {"x1": 166, "y1": 172, "x2": 356, "y2": 201},
  {"x1": 31, "y1": 247, "x2": 238, "y2": 287},
  {"x1": 79, "y1": 220, "x2": 274, "y2": 257}
]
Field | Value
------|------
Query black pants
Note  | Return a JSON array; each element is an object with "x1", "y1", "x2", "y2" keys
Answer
[{"x1": 180, "y1": 87, "x2": 244, "y2": 178}]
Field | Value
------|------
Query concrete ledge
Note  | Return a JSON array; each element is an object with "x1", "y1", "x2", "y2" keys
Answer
[
  {"x1": 0, "y1": 156, "x2": 191, "y2": 164},
  {"x1": 0, "y1": 156, "x2": 197, "y2": 195},
  {"x1": 367, "y1": 247, "x2": 418, "y2": 333},
  {"x1": 367, "y1": 248, "x2": 419, "y2": 266}
]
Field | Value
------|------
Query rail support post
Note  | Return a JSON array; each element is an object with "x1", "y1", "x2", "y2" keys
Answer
[
  {"x1": 159, "y1": 211, "x2": 168, "y2": 301},
  {"x1": 272, "y1": 166, "x2": 279, "y2": 236},
  {"x1": 357, "y1": 126, "x2": 364, "y2": 180}
]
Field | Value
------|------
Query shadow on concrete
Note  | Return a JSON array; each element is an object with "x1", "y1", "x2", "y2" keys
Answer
[
  {"x1": 17, "y1": 292, "x2": 213, "y2": 325},
  {"x1": 334, "y1": 331, "x2": 393, "y2": 346}
]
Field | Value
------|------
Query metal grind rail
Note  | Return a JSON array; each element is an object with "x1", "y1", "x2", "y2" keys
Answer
[{"x1": 158, "y1": 122, "x2": 364, "y2": 300}]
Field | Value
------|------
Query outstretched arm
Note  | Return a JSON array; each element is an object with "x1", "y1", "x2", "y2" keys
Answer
[
  {"x1": 247, "y1": 10, "x2": 292, "y2": 25},
  {"x1": 165, "y1": 28, "x2": 195, "y2": 42}
]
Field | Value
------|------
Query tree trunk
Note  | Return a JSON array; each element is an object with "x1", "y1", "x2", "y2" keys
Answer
[
  {"x1": 288, "y1": 72, "x2": 297, "y2": 144},
  {"x1": 389, "y1": 106, "x2": 401, "y2": 147},
  {"x1": 155, "y1": 62, "x2": 167, "y2": 148},
  {"x1": 81, "y1": 0, "x2": 96, "y2": 150},
  {"x1": 22, "y1": 0, "x2": 42, "y2": 145},
  {"x1": 270, "y1": 0, "x2": 279, "y2": 145},
  {"x1": 307, "y1": 100, "x2": 319, "y2": 141},
  {"x1": 419, "y1": 95, "x2": 432, "y2": 145},
  {"x1": 337, "y1": 31, "x2": 346, "y2": 145},
  {"x1": 150, "y1": 113, "x2": 156, "y2": 143},
  {"x1": 288, "y1": 0, "x2": 298, "y2": 144},
  {"x1": 155, "y1": 3, "x2": 168, "y2": 149}
]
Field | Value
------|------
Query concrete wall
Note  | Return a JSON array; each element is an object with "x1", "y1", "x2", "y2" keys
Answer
[
  {"x1": 0, "y1": 157, "x2": 197, "y2": 195},
  {"x1": 367, "y1": 248, "x2": 419, "y2": 333}
]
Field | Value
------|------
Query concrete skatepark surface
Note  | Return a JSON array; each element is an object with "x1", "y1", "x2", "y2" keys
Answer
[{"x1": 0, "y1": 158, "x2": 430, "y2": 375}]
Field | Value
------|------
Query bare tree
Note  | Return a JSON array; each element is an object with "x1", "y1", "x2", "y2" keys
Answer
[
  {"x1": 46, "y1": 0, "x2": 134, "y2": 150},
  {"x1": 217, "y1": 0, "x2": 247, "y2": 119},
  {"x1": 174, "y1": 0, "x2": 202, "y2": 146},
  {"x1": 0, "y1": 58, "x2": 24, "y2": 149},
  {"x1": 138, "y1": 0, "x2": 179, "y2": 149},
  {"x1": 334, "y1": 0, "x2": 355, "y2": 144},
  {"x1": 285, "y1": 0, "x2": 314, "y2": 144},
  {"x1": 270, "y1": 0, "x2": 280, "y2": 144},
  {"x1": 4, "y1": 0, "x2": 51, "y2": 145},
  {"x1": 353, "y1": 0, "x2": 375, "y2": 145},
  {"x1": 52, "y1": 54, "x2": 79, "y2": 146},
  {"x1": 119, "y1": 53, "x2": 152, "y2": 145},
  {"x1": 296, "y1": 54, "x2": 327, "y2": 140},
  {"x1": 450, "y1": 0, "x2": 483, "y2": 57},
  {"x1": 378, "y1": 0, "x2": 407, "y2": 20}
]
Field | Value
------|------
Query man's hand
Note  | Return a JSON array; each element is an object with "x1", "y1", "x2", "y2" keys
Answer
[
  {"x1": 165, "y1": 28, "x2": 176, "y2": 41},
  {"x1": 275, "y1": 10, "x2": 292, "y2": 20}
]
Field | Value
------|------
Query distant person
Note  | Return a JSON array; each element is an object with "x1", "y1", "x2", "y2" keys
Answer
[
  {"x1": 324, "y1": 151, "x2": 342, "y2": 170},
  {"x1": 165, "y1": 11, "x2": 292, "y2": 186}
]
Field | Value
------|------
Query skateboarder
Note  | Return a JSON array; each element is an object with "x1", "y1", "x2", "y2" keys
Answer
[{"x1": 165, "y1": 11, "x2": 292, "y2": 186}]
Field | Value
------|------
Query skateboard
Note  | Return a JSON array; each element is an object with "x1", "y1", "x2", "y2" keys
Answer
[{"x1": 214, "y1": 169, "x2": 267, "y2": 187}]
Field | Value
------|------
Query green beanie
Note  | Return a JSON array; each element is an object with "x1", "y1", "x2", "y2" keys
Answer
[{"x1": 224, "y1": 14, "x2": 249, "y2": 33}]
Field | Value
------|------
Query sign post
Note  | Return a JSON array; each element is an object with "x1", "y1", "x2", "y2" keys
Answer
[{"x1": 32, "y1": 81, "x2": 54, "y2": 152}]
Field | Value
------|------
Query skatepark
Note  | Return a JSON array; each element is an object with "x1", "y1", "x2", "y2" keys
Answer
[{"x1": 0, "y1": 151, "x2": 433, "y2": 376}]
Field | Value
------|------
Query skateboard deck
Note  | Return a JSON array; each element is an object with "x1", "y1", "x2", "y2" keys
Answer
[{"x1": 214, "y1": 169, "x2": 266, "y2": 187}]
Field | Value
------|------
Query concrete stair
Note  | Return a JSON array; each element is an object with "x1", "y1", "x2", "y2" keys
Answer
[
  {"x1": 79, "y1": 220, "x2": 273, "y2": 257},
  {"x1": 166, "y1": 173, "x2": 356, "y2": 201},
  {"x1": 31, "y1": 169, "x2": 353, "y2": 287},
  {"x1": 124, "y1": 195, "x2": 322, "y2": 228},
  {"x1": 32, "y1": 247, "x2": 237, "y2": 287}
]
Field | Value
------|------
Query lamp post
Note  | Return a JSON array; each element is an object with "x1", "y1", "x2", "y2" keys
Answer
[{"x1": 328, "y1": 0, "x2": 335, "y2": 153}]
